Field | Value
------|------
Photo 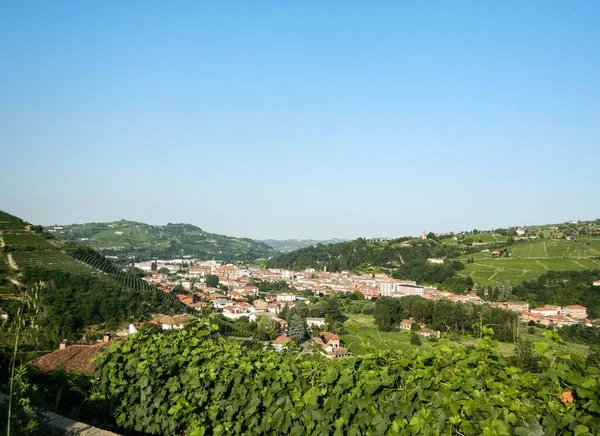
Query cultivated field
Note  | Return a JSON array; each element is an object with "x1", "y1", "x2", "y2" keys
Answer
[{"x1": 457, "y1": 238, "x2": 600, "y2": 286}]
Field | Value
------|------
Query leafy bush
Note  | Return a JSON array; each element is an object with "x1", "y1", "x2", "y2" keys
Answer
[{"x1": 94, "y1": 320, "x2": 600, "y2": 435}]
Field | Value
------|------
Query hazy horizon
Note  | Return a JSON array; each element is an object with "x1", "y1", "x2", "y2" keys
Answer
[
  {"x1": 24, "y1": 212, "x2": 599, "y2": 242},
  {"x1": 2, "y1": 1, "x2": 599, "y2": 240}
]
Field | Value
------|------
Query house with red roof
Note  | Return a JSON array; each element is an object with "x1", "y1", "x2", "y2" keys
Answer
[
  {"x1": 30, "y1": 335, "x2": 114, "y2": 376},
  {"x1": 272, "y1": 334, "x2": 292, "y2": 352}
]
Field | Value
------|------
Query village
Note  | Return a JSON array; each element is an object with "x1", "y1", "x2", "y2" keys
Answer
[{"x1": 133, "y1": 259, "x2": 596, "y2": 337}]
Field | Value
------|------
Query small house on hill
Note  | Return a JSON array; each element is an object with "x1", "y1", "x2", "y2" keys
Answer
[
  {"x1": 328, "y1": 347, "x2": 352, "y2": 359},
  {"x1": 272, "y1": 334, "x2": 292, "y2": 352},
  {"x1": 418, "y1": 329, "x2": 440, "y2": 338},
  {"x1": 30, "y1": 334, "x2": 114, "y2": 376},
  {"x1": 400, "y1": 318, "x2": 417, "y2": 330},
  {"x1": 320, "y1": 331, "x2": 340, "y2": 349},
  {"x1": 154, "y1": 314, "x2": 190, "y2": 330}
]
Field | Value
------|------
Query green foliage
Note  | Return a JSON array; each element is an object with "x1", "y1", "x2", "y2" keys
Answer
[
  {"x1": 513, "y1": 270, "x2": 600, "y2": 318},
  {"x1": 512, "y1": 340, "x2": 541, "y2": 372},
  {"x1": 256, "y1": 316, "x2": 277, "y2": 340},
  {"x1": 409, "y1": 332, "x2": 421, "y2": 346},
  {"x1": 205, "y1": 274, "x2": 219, "y2": 288},
  {"x1": 266, "y1": 238, "x2": 466, "y2": 284},
  {"x1": 50, "y1": 220, "x2": 277, "y2": 262},
  {"x1": 373, "y1": 296, "x2": 519, "y2": 342},
  {"x1": 558, "y1": 323, "x2": 600, "y2": 346},
  {"x1": 95, "y1": 320, "x2": 600, "y2": 435},
  {"x1": 586, "y1": 345, "x2": 600, "y2": 367},
  {"x1": 287, "y1": 313, "x2": 307, "y2": 343}
]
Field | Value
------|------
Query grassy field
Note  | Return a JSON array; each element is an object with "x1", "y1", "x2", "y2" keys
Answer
[
  {"x1": 457, "y1": 238, "x2": 600, "y2": 286},
  {"x1": 340, "y1": 314, "x2": 588, "y2": 359}
]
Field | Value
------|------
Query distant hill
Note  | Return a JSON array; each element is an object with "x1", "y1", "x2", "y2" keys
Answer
[
  {"x1": 266, "y1": 219, "x2": 600, "y2": 287},
  {"x1": 261, "y1": 238, "x2": 348, "y2": 252},
  {"x1": 45, "y1": 220, "x2": 278, "y2": 262}
]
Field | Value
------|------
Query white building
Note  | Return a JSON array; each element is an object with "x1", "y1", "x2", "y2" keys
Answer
[
  {"x1": 306, "y1": 318, "x2": 326, "y2": 328},
  {"x1": 531, "y1": 305, "x2": 561, "y2": 317},
  {"x1": 277, "y1": 293, "x2": 296, "y2": 302}
]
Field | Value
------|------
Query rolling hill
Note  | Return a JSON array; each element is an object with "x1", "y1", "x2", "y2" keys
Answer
[
  {"x1": 45, "y1": 220, "x2": 278, "y2": 262},
  {"x1": 267, "y1": 219, "x2": 600, "y2": 288},
  {"x1": 261, "y1": 238, "x2": 348, "y2": 252}
]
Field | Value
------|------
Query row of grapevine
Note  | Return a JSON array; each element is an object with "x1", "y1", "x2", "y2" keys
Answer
[
  {"x1": 44, "y1": 234, "x2": 254, "y2": 337},
  {"x1": 95, "y1": 320, "x2": 600, "y2": 435}
]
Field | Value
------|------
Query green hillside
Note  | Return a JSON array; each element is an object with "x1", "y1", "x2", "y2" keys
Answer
[
  {"x1": 0, "y1": 210, "x2": 180, "y2": 345},
  {"x1": 267, "y1": 220, "x2": 600, "y2": 289},
  {"x1": 457, "y1": 236, "x2": 600, "y2": 286},
  {"x1": 46, "y1": 220, "x2": 278, "y2": 262},
  {"x1": 261, "y1": 238, "x2": 348, "y2": 252}
]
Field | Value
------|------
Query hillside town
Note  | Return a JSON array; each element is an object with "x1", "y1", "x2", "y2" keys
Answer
[{"x1": 134, "y1": 259, "x2": 595, "y2": 330}]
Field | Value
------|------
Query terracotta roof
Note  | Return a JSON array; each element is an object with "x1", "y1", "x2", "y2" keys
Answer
[
  {"x1": 155, "y1": 314, "x2": 190, "y2": 325},
  {"x1": 321, "y1": 331, "x2": 340, "y2": 342},
  {"x1": 273, "y1": 335, "x2": 292, "y2": 345},
  {"x1": 30, "y1": 342, "x2": 112, "y2": 375}
]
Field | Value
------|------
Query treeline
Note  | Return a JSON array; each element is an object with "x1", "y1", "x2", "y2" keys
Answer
[
  {"x1": 266, "y1": 238, "x2": 472, "y2": 288},
  {"x1": 373, "y1": 296, "x2": 519, "y2": 342},
  {"x1": 511, "y1": 269, "x2": 600, "y2": 318},
  {"x1": 558, "y1": 323, "x2": 600, "y2": 345},
  {"x1": 92, "y1": 320, "x2": 600, "y2": 435}
]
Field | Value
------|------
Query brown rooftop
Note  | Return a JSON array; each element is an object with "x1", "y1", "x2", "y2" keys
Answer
[{"x1": 30, "y1": 342, "x2": 112, "y2": 375}]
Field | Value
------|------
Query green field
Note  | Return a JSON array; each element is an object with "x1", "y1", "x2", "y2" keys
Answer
[
  {"x1": 458, "y1": 238, "x2": 600, "y2": 286},
  {"x1": 340, "y1": 314, "x2": 588, "y2": 359}
]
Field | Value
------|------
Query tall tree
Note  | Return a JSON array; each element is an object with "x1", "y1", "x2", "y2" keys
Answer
[
  {"x1": 288, "y1": 313, "x2": 307, "y2": 343},
  {"x1": 205, "y1": 274, "x2": 219, "y2": 288}
]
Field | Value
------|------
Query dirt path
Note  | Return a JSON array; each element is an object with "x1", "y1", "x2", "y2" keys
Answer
[
  {"x1": 7, "y1": 253, "x2": 19, "y2": 272},
  {"x1": 0, "y1": 231, "x2": 4, "y2": 248}
]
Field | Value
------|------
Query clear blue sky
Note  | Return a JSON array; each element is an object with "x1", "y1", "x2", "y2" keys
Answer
[{"x1": 1, "y1": 1, "x2": 599, "y2": 239}]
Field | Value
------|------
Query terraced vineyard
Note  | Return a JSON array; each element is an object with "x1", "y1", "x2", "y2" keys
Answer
[
  {"x1": 457, "y1": 238, "x2": 600, "y2": 285},
  {"x1": 47, "y1": 220, "x2": 278, "y2": 261},
  {"x1": 5, "y1": 232, "x2": 106, "y2": 277}
]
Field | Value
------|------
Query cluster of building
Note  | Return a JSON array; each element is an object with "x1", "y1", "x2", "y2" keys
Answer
[
  {"x1": 272, "y1": 331, "x2": 352, "y2": 359},
  {"x1": 135, "y1": 259, "x2": 595, "y2": 330}
]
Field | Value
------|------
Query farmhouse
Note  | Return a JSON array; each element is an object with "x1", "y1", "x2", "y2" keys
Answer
[
  {"x1": 30, "y1": 335, "x2": 113, "y2": 376},
  {"x1": 320, "y1": 331, "x2": 340, "y2": 349},
  {"x1": 418, "y1": 329, "x2": 440, "y2": 338},
  {"x1": 399, "y1": 318, "x2": 417, "y2": 331},
  {"x1": 272, "y1": 334, "x2": 292, "y2": 352},
  {"x1": 154, "y1": 314, "x2": 190, "y2": 330}
]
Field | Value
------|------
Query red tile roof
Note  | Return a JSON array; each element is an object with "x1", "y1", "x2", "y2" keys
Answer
[
  {"x1": 30, "y1": 342, "x2": 112, "y2": 375},
  {"x1": 273, "y1": 334, "x2": 292, "y2": 345},
  {"x1": 321, "y1": 331, "x2": 340, "y2": 342}
]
